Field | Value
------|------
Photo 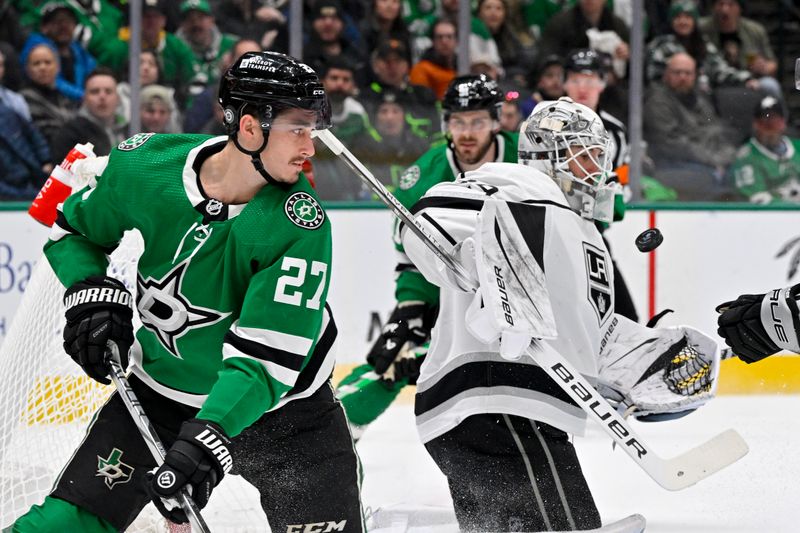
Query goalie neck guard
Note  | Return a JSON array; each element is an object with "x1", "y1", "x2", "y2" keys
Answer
[
  {"x1": 218, "y1": 51, "x2": 331, "y2": 185},
  {"x1": 518, "y1": 97, "x2": 616, "y2": 223}
]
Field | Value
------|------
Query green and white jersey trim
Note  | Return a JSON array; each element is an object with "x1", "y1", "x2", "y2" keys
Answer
[{"x1": 182, "y1": 136, "x2": 247, "y2": 219}]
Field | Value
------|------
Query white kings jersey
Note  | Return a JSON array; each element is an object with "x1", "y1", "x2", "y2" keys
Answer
[{"x1": 401, "y1": 162, "x2": 615, "y2": 443}]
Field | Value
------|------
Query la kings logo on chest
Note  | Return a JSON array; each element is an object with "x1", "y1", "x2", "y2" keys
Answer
[
  {"x1": 583, "y1": 242, "x2": 613, "y2": 325},
  {"x1": 137, "y1": 260, "x2": 230, "y2": 358}
]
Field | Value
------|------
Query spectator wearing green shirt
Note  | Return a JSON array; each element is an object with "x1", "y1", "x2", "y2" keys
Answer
[
  {"x1": 97, "y1": 0, "x2": 204, "y2": 110},
  {"x1": 731, "y1": 96, "x2": 800, "y2": 204},
  {"x1": 175, "y1": 0, "x2": 237, "y2": 88}
]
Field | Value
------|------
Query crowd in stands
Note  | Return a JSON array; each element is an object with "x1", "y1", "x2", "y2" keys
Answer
[{"x1": 0, "y1": 0, "x2": 798, "y2": 203}]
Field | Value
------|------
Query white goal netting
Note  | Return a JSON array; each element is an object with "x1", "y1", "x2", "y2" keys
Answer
[{"x1": 0, "y1": 230, "x2": 268, "y2": 532}]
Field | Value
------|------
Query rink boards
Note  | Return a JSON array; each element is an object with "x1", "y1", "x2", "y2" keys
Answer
[{"x1": 1, "y1": 205, "x2": 799, "y2": 395}]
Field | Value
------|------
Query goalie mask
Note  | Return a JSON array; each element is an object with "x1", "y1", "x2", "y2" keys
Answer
[
  {"x1": 518, "y1": 97, "x2": 617, "y2": 222},
  {"x1": 218, "y1": 51, "x2": 331, "y2": 184}
]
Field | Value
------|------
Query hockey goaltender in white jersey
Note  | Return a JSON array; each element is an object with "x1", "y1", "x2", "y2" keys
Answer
[
  {"x1": 399, "y1": 97, "x2": 721, "y2": 532},
  {"x1": 405, "y1": 161, "x2": 611, "y2": 443}
]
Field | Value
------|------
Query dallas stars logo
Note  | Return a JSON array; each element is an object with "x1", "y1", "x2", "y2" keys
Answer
[
  {"x1": 117, "y1": 132, "x2": 154, "y2": 151},
  {"x1": 399, "y1": 165, "x2": 420, "y2": 190},
  {"x1": 96, "y1": 448, "x2": 134, "y2": 489},
  {"x1": 137, "y1": 261, "x2": 230, "y2": 358},
  {"x1": 285, "y1": 192, "x2": 325, "y2": 230}
]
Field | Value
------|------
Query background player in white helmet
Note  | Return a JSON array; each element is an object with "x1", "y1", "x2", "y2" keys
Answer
[
  {"x1": 399, "y1": 97, "x2": 720, "y2": 531},
  {"x1": 335, "y1": 74, "x2": 517, "y2": 436},
  {"x1": 11, "y1": 51, "x2": 364, "y2": 532}
]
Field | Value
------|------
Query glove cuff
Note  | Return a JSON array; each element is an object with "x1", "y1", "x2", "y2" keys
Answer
[
  {"x1": 760, "y1": 286, "x2": 800, "y2": 353},
  {"x1": 178, "y1": 418, "x2": 234, "y2": 477},
  {"x1": 64, "y1": 275, "x2": 133, "y2": 320}
]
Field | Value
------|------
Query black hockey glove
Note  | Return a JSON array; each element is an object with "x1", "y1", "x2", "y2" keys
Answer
[
  {"x1": 393, "y1": 349, "x2": 427, "y2": 385},
  {"x1": 63, "y1": 275, "x2": 134, "y2": 385},
  {"x1": 367, "y1": 303, "x2": 436, "y2": 375},
  {"x1": 716, "y1": 293, "x2": 779, "y2": 364},
  {"x1": 146, "y1": 419, "x2": 233, "y2": 524}
]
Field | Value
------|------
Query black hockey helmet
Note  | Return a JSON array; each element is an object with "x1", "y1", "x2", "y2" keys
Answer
[
  {"x1": 564, "y1": 49, "x2": 609, "y2": 80},
  {"x1": 442, "y1": 74, "x2": 502, "y2": 122},
  {"x1": 219, "y1": 51, "x2": 331, "y2": 136}
]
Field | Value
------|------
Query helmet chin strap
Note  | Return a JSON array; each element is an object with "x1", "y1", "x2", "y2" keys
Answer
[{"x1": 231, "y1": 132, "x2": 288, "y2": 188}]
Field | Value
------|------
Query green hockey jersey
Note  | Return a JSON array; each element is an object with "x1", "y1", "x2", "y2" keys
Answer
[
  {"x1": 731, "y1": 136, "x2": 800, "y2": 204},
  {"x1": 393, "y1": 130, "x2": 519, "y2": 305},
  {"x1": 44, "y1": 133, "x2": 336, "y2": 437}
]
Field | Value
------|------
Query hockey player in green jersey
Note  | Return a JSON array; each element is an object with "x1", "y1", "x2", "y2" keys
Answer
[
  {"x1": 12, "y1": 52, "x2": 364, "y2": 532},
  {"x1": 337, "y1": 74, "x2": 518, "y2": 437}
]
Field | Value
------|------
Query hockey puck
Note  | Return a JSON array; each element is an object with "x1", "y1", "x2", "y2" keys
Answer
[{"x1": 635, "y1": 228, "x2": 663, "y2": 252}]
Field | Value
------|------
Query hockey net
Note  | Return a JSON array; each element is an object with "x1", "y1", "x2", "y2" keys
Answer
[{"x1": 0, "y1": 230, "x2": 268, "y2": 532}]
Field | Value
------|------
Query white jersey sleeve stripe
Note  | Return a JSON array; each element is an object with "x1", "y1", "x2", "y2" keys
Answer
[{"x1": 232, "y1": 322, "x2": 313, "y2": 356}]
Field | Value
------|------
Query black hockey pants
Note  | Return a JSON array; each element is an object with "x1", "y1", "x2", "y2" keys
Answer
[{"x1": 425, "y1": 413, "x2": 601, "y2": 532}]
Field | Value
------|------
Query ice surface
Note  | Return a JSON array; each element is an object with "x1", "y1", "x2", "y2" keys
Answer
[{"x1": 357, "y1": 396, "x2": 800, "y2": 533}]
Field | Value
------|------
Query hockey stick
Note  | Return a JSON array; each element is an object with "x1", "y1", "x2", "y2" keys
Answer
[
  {"x1": 106, "y1": 342, "x2": 211, "y2": 533},
  {"x1": 313, "y1": 128, "x2": 749, "y2": 491}
]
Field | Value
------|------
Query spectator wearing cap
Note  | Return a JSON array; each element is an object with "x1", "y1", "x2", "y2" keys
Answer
[
  {"x1": 176, "y1": 0, "x2": 237, "y2": 88},
  {"x1": 646, "y1": 0, "x2": 758, "y2": 92},
  {"x1": 98, "y1": 0, "x2": 203, "y2": 110},
  {"x1": 538, "y1": 0, "x2": 630, "y2": 78},
  {"x1": 699, "y1": 0, "x2": 781, "y2": 96},
  {"x1": 359, "y1": 0, "x2": 411, "y2": 58},
  {"x1": 19, "y1": 42, "x2": 77, "y2": 152},
  {"x1": 320, "y1": 57, "x2": 370, "y2": 143},
  {"x1": 15, "y1": 0, "x2": 123, "y2": 56},
  {"x1": 409, "y1": 18, "x2": 457, "y2": 100},
  {"x1": 520, "y1": 54, "x2": 565, "y2": 117},
  {"x1": 139, "y1": 84, "x2": 178, "y2": 134},
  {"x1": 50, "y1": 67, "x2": 126, "y2": 163},
  {"x1": 313, "y1": 57, "x2": 374, "y2": 201},
  {"x1": 303, "y1": 0, "x2": 367, "y2": 83},
  {"x1": 731, "y1": 97, "x2": 800, "y2": 204},
  {"x1": 21, "y1": 1, "x2": 97, "y2": 101},
  {"x1": 357, "y1": 87, "x2": 430, "y2": 193},
  {"x1": 644, "y1": 52, "x2": 739, "y2": 200},
  {"x1": 362, "y1": 37, "x2": 439, "y2": 139}
]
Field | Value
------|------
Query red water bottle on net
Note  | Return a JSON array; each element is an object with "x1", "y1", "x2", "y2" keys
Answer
[{"x1": 29, "y1": 142, "x2": 95, "y2": 227}]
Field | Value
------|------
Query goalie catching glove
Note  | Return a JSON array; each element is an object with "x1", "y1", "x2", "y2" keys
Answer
[
  {"x1": 597, "y1": 314, "x2": 720, "y2": 421},
  {"x1": 146, "y1": 418, "x2": 233, "y2": 523},
  {"x1": 716, "y1": 285, "x2": 800, "y2": 363},
  {"x1": 63, "y1": 275, "x2": 134, "y2": 384},
  {"x1": 367, "y1": 302, "x2": 436, "y2": 375}
]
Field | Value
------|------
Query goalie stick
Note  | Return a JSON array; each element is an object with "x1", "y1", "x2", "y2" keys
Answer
[
  {"x1": 312, "y1": 128, "x2": 749, "y2": 491},
  {"x1": 106, "y1": 342, "x2": 211, "y2": 533}
]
